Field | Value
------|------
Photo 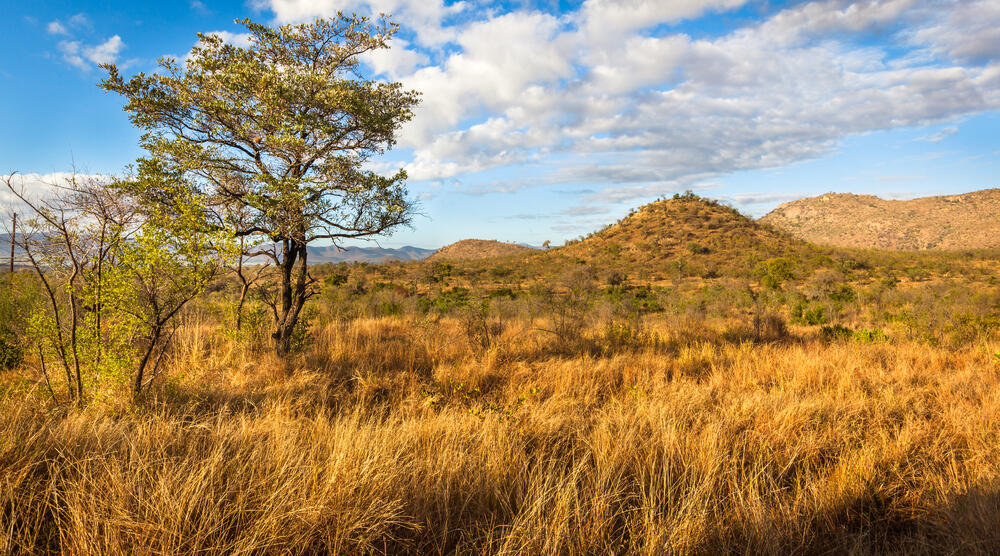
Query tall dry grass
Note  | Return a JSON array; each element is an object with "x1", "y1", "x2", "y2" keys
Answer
[{"x1": 3, "y1": 314, "x2": 1000, "y2": 554}]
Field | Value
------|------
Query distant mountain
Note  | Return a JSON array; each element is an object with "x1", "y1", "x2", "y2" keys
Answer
[
  {"x1": 427, "y1": 239, "x2": 536, "y2": 261},
  {"x1": 0, "y1": 233, "x2": 20, "y2": 254},
  {"x1": 0, "y1": 234, "x2": 433, "y2": 265},
  {"x1": 306, "y1": 244, "x2": 435, "y2": 264},
  {"x1": 761, "y1": 189, "x2": 1000, "y2": 250}
]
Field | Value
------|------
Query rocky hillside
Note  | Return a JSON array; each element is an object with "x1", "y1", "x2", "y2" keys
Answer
[
  {"x1": 428, "y1": 239, "x2": 535, "y2": 261},
  {"x1": 539, "y1": 193, "x2": 808, "y2": 281},
  {"x1": 761, "y1": 189, "x2": 1000, "y2": 250}
]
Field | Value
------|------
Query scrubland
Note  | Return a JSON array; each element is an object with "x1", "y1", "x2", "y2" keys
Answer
[{"x1": 3, "y1": 196, "x2": 1000, "y2": 554}]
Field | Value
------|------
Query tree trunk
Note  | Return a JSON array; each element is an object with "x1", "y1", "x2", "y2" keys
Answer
[
  {"x1": 273, "y1": 239, "x2": 309, "y2": 356},
  {"x1": 134, "y1": 324, "x2": 162, "y2": 397}
]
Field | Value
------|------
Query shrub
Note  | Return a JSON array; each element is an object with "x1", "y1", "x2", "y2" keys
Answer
[
  {"x1": 0, "y1": 329, "x2": 23, "y2": 371},
  {"x1": 687, "y1": 242, "x2": 709, "y2": 255},
  {"x1": 792, "y1": 301, "x2": 828, "y2": 325},
  {"x1": 853, "y1": 328, "x2": 889, "y2": 343},
  {"x1": 821, "y1": 324, "x2": 854, "y2": 341}
]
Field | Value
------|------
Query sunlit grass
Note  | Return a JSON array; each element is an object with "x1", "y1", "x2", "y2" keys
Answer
[{"x1": 3, "y1": 313, "x2": 1000, "y2": 554}]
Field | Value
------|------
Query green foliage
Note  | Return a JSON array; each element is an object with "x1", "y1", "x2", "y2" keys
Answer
[
  {"x1": 821, "y1": 325, "x2": 889, "y2": 343},
  {"x1": 325, "y1": 273, "x2": 348, "y2": 287},
  {"x1": 489, "y1": 287, "x2": 517, "y2": 299},
  {"x1": 756, "y1": 258, "x2": 795, "y2": 290},
  {"x1": 0, "y1": 328, "x2": 23, "y2": 371},
  {"x1": 100, "y1": 15, "x2": 420, "y2": 354},
  {"x1": 853, "y1": 328, "x2": 889, "y2": 343},
  {"x1": 828, "y1": 284, "x2": 857, "y2": 304},
  {"x1": 792, "y1": 301, "x2": 828, "y2": 325},
  {"x1": 13, "y1": 177, "x2": 231, "y2": 402},
  {"x1": 820, "y1": 324, "x2": 854, "y2": 341},
  {"x1": 686, "y1": 241, "x2": 709, "y2": 255},
  {"x1": 419, "y1": 288, "x2": 470, "y2": 314},
  {"x1": 489, "y1": 266, "x2": 513, "y2": 279}
]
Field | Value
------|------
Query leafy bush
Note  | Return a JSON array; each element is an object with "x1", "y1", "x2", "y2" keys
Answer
[
  {"x1": 686, "y1": 242, "x2": 709, "y2": 255},
  {"x1": 0, "y1": 328, "x2": 23, "y2": 371},
  {"x1": 419, "y1": 288, "x2": 471, "y2": 313},
  {"x1": 829, "y1": 285, "x2": 857, "y2": 304},
  {"x1": 756, "y1": 258, "x2": 795, "y2": 290},
  {"x1": 792, "y1": 301, "x2": 828, "y2": 325},
  {"x1": 853, "y1": 328, "x2": 889, "y2": 343},
  {"x1": 820, "y1": 324, "x2": 853, "y2": 341},
  {"x1": 821, "y1": 325, "x2": 889, "y2": 343},
  {"x1": 489, "y1": 287, "x2": 517, "y2": 299}
]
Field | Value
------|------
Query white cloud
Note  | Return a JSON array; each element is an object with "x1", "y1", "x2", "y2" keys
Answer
[
  {"x1": 241, "y1": 0, "x2": 1000, "y2": 209},
  {"x1": 190, "y1": 0, "x2": 210, "y2": 14},
  {"x1": 84, "y1": 35, "x2": 125, "y2": 65},
  {"x1": 46, "y1": 21, "x2": 69, "y2": 35},
  {"x1": 578, "y1": 0, "x2": 749, "y2": 40},
  {"x1": 259, "y1": 0, "x2": 467, "y2": 47},
  {"x1": 915, "y1": 125, "x2": 958, "y2": 142},
  {"x1": 363, "y1": 38, "x2": 427, "y2": 78},
  {"x1": 0, "y1": 173, "x2": 107, "y2": 226},
  {"x1": 67, "y1": 13, "x2": 90, "y2": 28},
  {"x1": 205, "y1": 31, "x2": 252, "y2": 47},
  {"x1": 370, "y1": 0, "x2": 1000, "y2": 201},
  {"x1": 911, "y1": 0, "x2": 1000, "y2": 63},
  {"x1": 58, "y1": 35, "x2": 125, "y2": 69}
]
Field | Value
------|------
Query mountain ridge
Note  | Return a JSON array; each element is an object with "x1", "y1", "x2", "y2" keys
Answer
[{"x1": 760, "y1": 189, "x2": 1000, "y2": 250}]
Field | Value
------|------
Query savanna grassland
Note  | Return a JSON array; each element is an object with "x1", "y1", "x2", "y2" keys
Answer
[{"x1": 3, "y1": 195, "x2": 1000, "y2": 554}]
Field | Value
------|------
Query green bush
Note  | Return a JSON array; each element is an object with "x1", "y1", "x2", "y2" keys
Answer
[
  {"x1": 852, "y1": 328, "x2": 889, "y2": 343},
  {"x1": 820, "y1": 324, "x2": 853, "y2": 341},
  {"x1": 792, "y1": 301, "x2": 828, "y2": 325},
  {"x1": 0, "y1": 330, "x2": 23, "y2": 371}
]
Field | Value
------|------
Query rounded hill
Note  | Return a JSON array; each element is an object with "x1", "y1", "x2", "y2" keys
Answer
[
  {"x1": 428, "y1": 239, "x2": 535, "y2": 261},
  {"x1": 540, "y1": 193, "x2": 808, "y2": 281}
]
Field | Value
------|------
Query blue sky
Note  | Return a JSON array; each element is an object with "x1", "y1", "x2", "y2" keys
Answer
[{"x1": 2, "y1": 0, "x2": 998, "y2": 249}]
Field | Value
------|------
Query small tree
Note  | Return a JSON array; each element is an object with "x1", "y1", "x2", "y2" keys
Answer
[
  {"x1": 100, "y1": 15, "x2": 420, "y2": 355},
  {"x1": 4, "y1": 173, "x2": 227, "y2": 402}
]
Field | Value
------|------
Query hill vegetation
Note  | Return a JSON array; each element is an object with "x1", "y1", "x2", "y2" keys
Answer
[
  {"x1": 427, "y1": 239, "x2": 535, "y2": 261},
  {"x1": 4, "y1": 193, "x2": 1000, "y2": 554},
  {"x1": 762, "y1": 189, "x2": 1000, "y2": 250}
]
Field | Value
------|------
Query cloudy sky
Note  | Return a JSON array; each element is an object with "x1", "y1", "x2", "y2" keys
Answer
[{"x1": 2, "y1": 0, "x2": 999, "y2": 248}]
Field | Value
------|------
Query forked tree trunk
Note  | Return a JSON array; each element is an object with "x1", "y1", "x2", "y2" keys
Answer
[{"x1": 273, "y1": 239, "x2": 309, "y2": 356}]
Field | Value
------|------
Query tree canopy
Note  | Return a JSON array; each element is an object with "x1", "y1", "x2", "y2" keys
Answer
[{"x1": 100, "y1": 15, "x2": 420, "y2": 354}]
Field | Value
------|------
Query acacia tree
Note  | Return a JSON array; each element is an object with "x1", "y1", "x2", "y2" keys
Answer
[{"x1": 100, "y1": 15, "x2": 420, "y2": 355}]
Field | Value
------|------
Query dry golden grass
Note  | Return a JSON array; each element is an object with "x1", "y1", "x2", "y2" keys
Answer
[{"x1": 4, "y1": 312, "x2": 1000, "y2": 555}]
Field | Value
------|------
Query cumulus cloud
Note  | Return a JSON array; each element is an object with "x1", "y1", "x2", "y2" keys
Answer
[
  {"x1": 58, "y1": 35, "x2": 125, "y2": 69},
  {"x1": 363, "y1": 37, "x2": 427, "y2": 78},
  {"x1": 911, "y1": 0, "x2": 1000, "y2": 63},
  {"x1": 204, "y1": 31, "x2": 252, "y2": 47},
  {"x1": 578, "y1": 0, "x2": 749, "y2": 40},
  {"x1": 242, "y1": 0, "x2": 1000, "y2": 209},
  {"x1": 258, "y1": 0, "x2": 467, "y2": 46}
]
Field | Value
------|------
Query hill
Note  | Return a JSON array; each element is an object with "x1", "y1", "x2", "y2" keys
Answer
[
  {"x1": 540, "y1": 193, "x2": 808, "y2": 281},
  {"x1": 761, "y1": 189, "x2": 1000, "y2": 250},
  {"x1": 428, "y1": 239, "x2": 535, "y2": 261}
]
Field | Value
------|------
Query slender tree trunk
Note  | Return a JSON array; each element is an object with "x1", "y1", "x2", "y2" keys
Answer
[
  {"x1": 236, "y1": 283, "x2": 249, "y2": 331},
  {"x1": 134, "y1": 324, "x2": 162, "y2": 397},
  {"x1": 273, "y1": 240, "x2": 309, "y2": 356},
  {"x1": 8, "y1": 213, "x2": 14, "y2": 274},
  {"x1": 68, "y1": 268, "x2": 84, "y2": 406}
]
